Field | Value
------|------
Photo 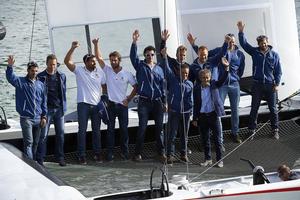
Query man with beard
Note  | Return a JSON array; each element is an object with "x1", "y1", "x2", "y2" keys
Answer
[{"x1": 92, "y1": 38, "x2": 137, "y2": 162}]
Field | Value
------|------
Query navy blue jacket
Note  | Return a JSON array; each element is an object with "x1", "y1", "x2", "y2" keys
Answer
[
  {"x1": 6, "y1": 66, "x2": 47, "y2": 119},
  {"x1": 37, "y1": 70, "x2": 67, "y2": 114},
  {"x1": 193, "y1": 70, "x2": 228, "y2": 120},
  {"x1": 189, "y1": 42, "x2": 228, "y2": 83},
  {"x1": 238, "y1": 32, "x2": 282, "y2": 86},
  {"x1": 130, "y1": 43, "x2": 164, "y2": 100},
  {"x1": 161, "y1": 58, "x2": 193, "y2": 113}
]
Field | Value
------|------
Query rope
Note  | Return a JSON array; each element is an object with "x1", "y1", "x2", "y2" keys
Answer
[
  {"x1": 28, "y1": 0, "x2": 38, "y2": 62},
  {"x1": 188, "y1": 102, "x2": 286, "y2": 184}
]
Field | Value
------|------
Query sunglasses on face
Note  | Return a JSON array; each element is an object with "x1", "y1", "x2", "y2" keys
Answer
[{"x1": 145, "y1": 53, "x2": 155, "y2": 57}]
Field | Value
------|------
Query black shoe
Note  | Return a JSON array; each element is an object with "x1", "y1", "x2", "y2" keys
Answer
[
  {"x1": 94, "y1": 154, "x2": 103, "y2": 163},
  {"x1": 158, "y1": 154, "x2": 167, "y2": 163},
  {"x1": 59, "y1": 160, "x2": 66, "y2": 167},
  {"x1": 120, "y1": 153, "x2": 129, "y2": 161},
  {"x1": 248, "y1": 129, "x2": 255, "y2": 140},
  {"x1": 232, "y1": 135, "x2": 242, "y2": 143},
  {"x1": 79, "y1": 157, "x2": 87, "y2": 165},
  {"x1": 167, "y1": 155, "x2": 175, "y2": 164},
  {"x1": 37, "y1": 160, "x2": 44, "y2": 167},
  {"x1": 132, "y1": 154, "x2": 142, "y2": 162},
  {"x1": 180, "y1": 155, "x2": 189, "y2": 162}
]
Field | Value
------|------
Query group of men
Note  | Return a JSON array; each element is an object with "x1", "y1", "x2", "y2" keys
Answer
[{"x1": 6, "y1": 21, "x2": 282, "y2": 168}]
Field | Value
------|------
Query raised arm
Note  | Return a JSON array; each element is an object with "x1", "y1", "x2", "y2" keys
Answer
[
  {"x1": 92, "y1": 38, "x2": 105, "y2": 68},
  {"x1": 215, "y1": 57, "x2": 230, "y2": 87},
  {"x1": 64, "y1": 41, "x2": 79, "y2": 72},
  {"x1": 187, "y1": 33, "x2": 198, "y2": 54},
  {"x1": 208, "y1": 36, "x2": 230, "y2": 66},
  {"x1": 160, "y1": 47, "x2": 174, "y2": 79},
  {"x1": 130, "y1": 30, "x2": 141, "y2": 70},
  {"x1": 237, "y1": 21, "x2": 255, "y2": 55},
  {"x1": 6, "y1": 55, "x2": 21, "y2": 87}
]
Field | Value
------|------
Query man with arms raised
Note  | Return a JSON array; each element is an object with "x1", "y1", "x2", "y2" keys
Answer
[{"x1": 64, "y1": 41, "x2": 106, "y2": 164}]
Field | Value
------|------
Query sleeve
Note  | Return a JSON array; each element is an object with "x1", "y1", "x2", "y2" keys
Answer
[
  {"x1": 238, "y1": 51, "x2": 245, "y2": 78},
  {"x1": 238, "y1": 32, "x2": 256, "y2": 55},
  {"x1": 41, "y1": 83, "x2": 48, "y2": 117},
  {"x1": 208, "y1": 42, "x2": 228, "y2": 66},
  {"x1": 6, "y1": 65, "x2": 21, "y2": 88},
  {"x1": 130, "y1": 43, "x2": 140, "y2": 71},
  {"x1": 128, "y1": 72, "x2": 137, "y2": 86},
  {"x1": 273, "y1": 53, "x2": 282, "y2": 86}
]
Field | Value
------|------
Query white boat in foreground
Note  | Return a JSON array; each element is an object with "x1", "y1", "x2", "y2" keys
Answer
[{"x1": 1, "y1": 142, "x2": 299, "y2": 200}]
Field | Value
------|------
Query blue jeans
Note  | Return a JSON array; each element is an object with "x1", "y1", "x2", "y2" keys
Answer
[
  {"x1": 106, "y1": 102, "x2": 129, "y2": 159},
  {"x1": 77, "y1": 102, "x2": 101, "y2": 158},
  {"x1": 167, "y1": 111, "x2": 191, "y2": 156},
  {"x1": 36, "y1": 108, "x2": 65, "y2": 162},
  {"x1": 135, "y1": 98, "x2": 165, "y2": 155},
  {"x1": 198, "y1": 112, "x2": 222, "y2": 161},
  {"x1": 219, "y1": 82, "x2": 240, "y2": 135},
  {"x1": 20, "y1": 117, "x2": 41, "y2": 160},
  {"x1": 248, "y1": 82, "x2": 278, "y2": 130}
]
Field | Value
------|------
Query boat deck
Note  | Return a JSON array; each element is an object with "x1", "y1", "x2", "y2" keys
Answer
[{"x1": 44, "y1": 118, "x2": 300, "y2": 197}]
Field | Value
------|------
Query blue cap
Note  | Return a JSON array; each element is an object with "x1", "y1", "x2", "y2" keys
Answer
[{"x1": 97, "y1": 100, "x2": 109, "y2": 125}]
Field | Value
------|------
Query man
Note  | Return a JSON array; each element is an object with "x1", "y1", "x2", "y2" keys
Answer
[
  {"x1": 36, "y1": 54, "x2": 67, "y2": 167},
  {"x1": 92, "y1": 38, "x2": 137, "y2": 161},
  {"x1": 192, "y1": 58, "x2": 229, "y2": 168},
  {"x1": 160, "y1": 29, "x2": 190, "y2": 73},
  {"x1": 6, "y1": 55, "x2": 47, "y2": 160},
  {"x1": 189, "y1": 33, "x2": 245, "y2": 144},
  {"x1": 64, "y1": 41, "x2": 106, "y2": 164},
  {"x1": 277, "y1": 164, "x2": 299, "y2": 181},
  {"x1": 130, "y1": 30, "x2": 166, "y2": 162},
  {"x1": 161, "y1": 47, "x2": 193, "y2": 164},
  {"x1": 237, "y1": 21, "x2": 282, "y2": 139}
]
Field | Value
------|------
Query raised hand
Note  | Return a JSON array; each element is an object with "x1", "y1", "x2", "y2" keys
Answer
[
  {"x1": 237, "y1": 21, "x2": 245, "y2": 32},
  {"x1": 225, "y1": 34, "x2": 232, "y2": 43},
  {"x1": 71, "y1": 41, "x2": 80, "y2": 49},
  {"x1": 161, "y1": 29, "x2": 170, "y2": 41},
  {"x1": 7, "y1": 55, "x2": 15, "y2": 66},
  {"x1": 187, "y1": 33, "x2": 197, "y2": 45},
  {"x1": 221, "y1": 57, "x2": 230, "y2": 71},
  {"x1": 132, "y1": 30, "x2": 140, "y2": 43},
  {"x1": 92, "y1": 38, "x2": 99, "y2": 45}
]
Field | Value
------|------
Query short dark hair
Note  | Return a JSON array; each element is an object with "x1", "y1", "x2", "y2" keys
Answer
[
  {"x1": 83, "y1": 54, "x2": 95, "y2": 63},
  {"x1": 256, "y1": 35, "x2": 268, "y2": 43},
  {"x1": 198, "y1": 46, "x2": 208, "y2": 52},
  {"x1": 109, "y1": 51, "x2": 122, "y2": 61},
  {"x1": 27, "y1": 61, "x2": 38, "y2": 70},
  {"x1": 176, "y1": 45, "x2": 187, "y2": 55},
  {"x1": 181, "y1": 63, "x2": 189, "y2": 70},
  {"x1": 46, "y1": 54, "x2": 57, "y2": 64},
  {"x1": 143, "y1": 45, "x2": 156, "y2": 55}
]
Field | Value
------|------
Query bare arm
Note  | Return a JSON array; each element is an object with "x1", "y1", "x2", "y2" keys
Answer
[
  {"x1": 64, "y1": 41, "x2": 79, "y2": 72},
  {"x1": 123, "y1": 84, "x2": 138, "y2": 107},
  {"x1": 92, "y1": 38, "x2": 105, "y2": 68}
]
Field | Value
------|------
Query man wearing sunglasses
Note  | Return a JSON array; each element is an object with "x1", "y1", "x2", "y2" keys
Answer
[
  {"x1": 64, "y1": 41, "x2": 106, "y2": 165},
  {"x1": 130, "y1": 30, "x2": 166, "y2": 162},
  {"x1": 6, "y1": 56, "x2": 47, "y2": 160},
  {"x1": 237, "y1": 21, "x2": 282, "y2": 140}
]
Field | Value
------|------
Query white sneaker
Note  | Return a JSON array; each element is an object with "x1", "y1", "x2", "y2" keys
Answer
[
  {"x1": 201, "y1": 160, "x2": 213, "y2": 167},
  {"x1": 216, "y1": 161, "x2": 224, "y2": 168}
]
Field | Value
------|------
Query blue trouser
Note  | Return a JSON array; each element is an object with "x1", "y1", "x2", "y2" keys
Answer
[
  {"x1": 106, "y1": 102, "x2": 129, "y2": 159},
  {"x1": 167, "y1": 111, "x2": 191, "y2": 156},
  {"x1": 198, "y1": 111, "x2": 222, "y2": 161},
  {"x1": 36, "y1": 108, "x2": 65, "y2": 162},
  {"x1": 219, "y1": 81, "x2": 240, "y2": 136},
  {"x1": 20, "y1": 117, "x2": 41, "y2": 160},
  {"x1": 248, "y1": 82, "x2": 278, "y2": 130},
  {"x1": 77, "y1": 102, "x2": 101, "y2": 158},
  {"x1": 135, "y1": 97, "x2": 165, "y2": 155}
]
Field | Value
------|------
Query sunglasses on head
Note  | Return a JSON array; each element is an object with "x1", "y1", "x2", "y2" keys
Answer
[
  {"x1": 226, "y1": 33, "x2": 235, "y2": 37},
  {"x1": 83, "y1": 54, "x2": 94, "y2": 63}
]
